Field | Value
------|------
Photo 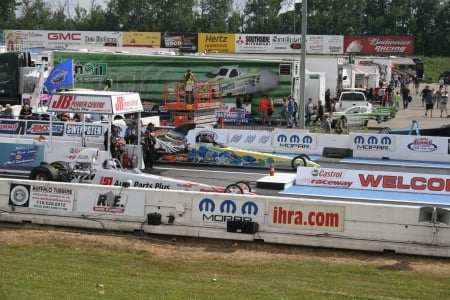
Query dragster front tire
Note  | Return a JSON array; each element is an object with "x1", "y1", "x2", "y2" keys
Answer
[
  {"x1": 291, "y1": 155, "x2": 307, "y2": 169},
  {"x1": 30, "y1": 164, "x2": 60, "y2": 182}
]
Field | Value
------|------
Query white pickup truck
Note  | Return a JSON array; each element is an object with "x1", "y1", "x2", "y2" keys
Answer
[{"x1": 335, "y1": 91, "x2": 372, "y2": 112}]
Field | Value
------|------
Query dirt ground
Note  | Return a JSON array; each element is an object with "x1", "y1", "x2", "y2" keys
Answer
[{"x1": 1, "y1": 227, "x2": 450, "y2": 274}]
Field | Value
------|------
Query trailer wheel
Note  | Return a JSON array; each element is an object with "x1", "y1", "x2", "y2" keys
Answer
[
  {"x1": 291, "y1": 155, "x2": 307, "y2": 169},
  {"x1": 30, "y1": 164, "x2": 60, "y2": 182},
  {"x1": 225, "y1": 183, "x2": 244, "y2": 194},
  {"x1": 235, "y1": 180, "x2": 252, "y2": 193},
  {"x1": 379, "y1": 127, "x2": 391, "y2": 134},
  {"x1": 50, "y1": 161, "x2": 71, "y2": 182}
]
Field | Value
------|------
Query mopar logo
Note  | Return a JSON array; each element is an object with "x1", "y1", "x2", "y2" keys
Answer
[
  {"x1": 381, "y1": 137, "x2": 392, "y2": 145},
  {"x1": 220, "y1": 200, "x2": 237, "y2": 214},
  {"x1": 198, "y1": 198, "x2": 259, "y2": 223},
  {"x1": 354, "y1": 135, "x2": 391, "y2": 151},
  {"x1": 367, "y1": 136, "x2": 378, "y2": 144},
  {"x1": 199, "y1": 198, "x2": 215, "y2": 212},
  {"x1": 241, "y1": 201, "x2": 258, "y2": 215},
  {"x1": 303, "y1": 135, "x2": 313, "y2": 143},
  {"x1": 277, "y1": 135, "x2": 287, "y2": 142},
  {"x1": 354, "y1": 136, "x2": 392, "y2": 145},
  {"x1": 290, "y1": 135, "x2": 300, "y2": 143},
  {"x1": 354, "y1": 136, "x2": 365, "y2": 144},
  {"x1": 278, "y1": 135, "x2": 313, "y2": 146}
]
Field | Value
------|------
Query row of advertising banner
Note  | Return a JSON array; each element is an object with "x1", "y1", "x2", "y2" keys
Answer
[{"x1": 0, "y1": 30, "x2": 414, "y2": 55}]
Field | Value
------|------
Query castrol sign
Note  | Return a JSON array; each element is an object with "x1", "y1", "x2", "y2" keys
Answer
[{"x1": 48, "y1": 91, "x2": 143, "y2": 114}]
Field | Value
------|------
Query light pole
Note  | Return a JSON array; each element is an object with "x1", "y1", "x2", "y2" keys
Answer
[{"x1": 298, "y1": 0, "x2": 307, "y2": 129}]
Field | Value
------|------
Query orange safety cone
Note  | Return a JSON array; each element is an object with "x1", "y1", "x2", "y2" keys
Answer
[{"x1": 269, "y1": 164, "x2": 275, "y2": 176}]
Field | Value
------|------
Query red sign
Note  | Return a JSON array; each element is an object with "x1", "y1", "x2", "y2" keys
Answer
[
  {"x1": 344, "y1": 36, "x2": 414, "y2": 55},
  {"x1": 48, "y1": 32, "x2": 81, "y2": 41}
]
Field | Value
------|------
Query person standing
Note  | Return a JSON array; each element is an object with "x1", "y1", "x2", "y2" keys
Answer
[
  {"x1": 124, "y1": 121, "x2": 138, "y2": 145},
  {"x1": 328, "y1": 98, "x2": 335, "y2": 121},
  {"x1": 235, "y1": 95, "x2": 243, "y2": 125},
  {"x1": 2, "y1": 104, "x2": 14, "y2": 119},
  {"x1": 439, "y1": 90, "x2": 448, "y2": 118},
  {"x1": 414, "y1": 77, "x2": 420, "y2": 94},
  {"x1": 286, "y1": 96, "x2": 295, "y2": 128},
  {"x1": 401, "y1": 84, "x2": 410, "y2": 109},
  {"x1": 420, "y1": 85, "x2": 430, "y2": 107},
  {"x1": 377, "y1": 88, "x2": 385, "y2": 105},
  {"x1": 110, "y1": 125, "x2": 124, "y2": 162},
  {"x1": 322, "y1": 114, "x2": 331, "y2": 133},
  {"x1": 19, "y1": 104, "x2": 34, "y2": 120},
  {"x1": 394, "y1": 91, "x2": 401, "y2": 110},
  {"x1": 315, "y1": 99, "x2": 324, "y2": 124},
  {"x1": 325, "y1": 89, "x2": 331, "y2": 113},
  {"x1": 292, "y1": 96, "x2": 298, "y2": 127},
  {"x1": 267, "y1": 97, "x2": 274, "y2": 125},
  {"x1": 143, "y1": 123, "x2": 156, "y2": 169},
  {"x1": 435, "y1": 87, "x2": 442, "y2": 109},
  {"x1": 184, "y1": 69, "x2": 196, "y2": 104},
  {"x1": 335, "y1": 115, "x2": 346, "y2": 134},
  {"x1": 425, "y1": 88, "x2": 435, "y2": 117},
  {"x1": 367, "y1": 87, "x2": 374, "y2": 103},
  {"x1": 305, "y1": 98, "x2": 314, "y2": 127},
  {"x1": 258, "y1": 95, "x2": 269, "y2": 125}
]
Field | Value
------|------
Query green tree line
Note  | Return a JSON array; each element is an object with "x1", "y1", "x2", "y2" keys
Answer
[{"x1": 1, "y1": 0, "x2": 449, "y2": 56}]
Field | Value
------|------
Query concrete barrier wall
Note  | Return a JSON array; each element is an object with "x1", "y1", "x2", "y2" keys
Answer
[{"x1": 1, "y1": 178, "x2": 449, "y2": 257}]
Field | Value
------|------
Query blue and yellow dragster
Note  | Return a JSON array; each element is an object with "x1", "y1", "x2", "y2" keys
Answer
[
  {"x1": 153, "y1": 125, "x2": 319, "y2": 170},
  {"x1": 188, "y1": 141, "x2": 319, "y2": 170}
]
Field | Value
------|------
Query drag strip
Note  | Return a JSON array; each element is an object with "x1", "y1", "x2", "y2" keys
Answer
[
  {"x1": 280, "y1": 185, "x2": 450, "y2": 207},
  {"x1": 339, "y1": 157, "x2": 450, "y2": 169}
]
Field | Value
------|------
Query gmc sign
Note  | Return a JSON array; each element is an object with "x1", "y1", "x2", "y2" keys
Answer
[{"x1": 48, "y1": 32, "x2": 81, "y2": 41}]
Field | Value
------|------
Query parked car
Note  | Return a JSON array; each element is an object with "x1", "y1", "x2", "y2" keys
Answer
[
  {"x1": 335, "y1": 91, "x2": 371, "y2": 112},
  {"x1": 330, "y1": 105, "x2": 395, "y2": 127}
]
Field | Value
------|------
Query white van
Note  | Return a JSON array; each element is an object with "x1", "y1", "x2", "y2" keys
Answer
[{"x1": 335, "y1": 91, "x2": 371, "y2": 112}]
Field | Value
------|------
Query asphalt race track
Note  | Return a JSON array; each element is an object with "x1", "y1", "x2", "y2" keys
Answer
[{"x1": 151, "y1": 155, "x2": 450, "y2": 201}]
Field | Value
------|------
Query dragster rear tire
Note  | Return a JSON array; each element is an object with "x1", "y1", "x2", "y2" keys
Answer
[
  {"x1": 291, "y1": 155, "x2": 307, "y2": 169},
  {"x1": 225, "y1": 183, "x2": 244, "y2": 194},
  {"x1": 235, "y1": 180, "x2": 252, "y2": 193},
  {"x1": 30, "y1": 164, "x2": 60, "y2": 182}
]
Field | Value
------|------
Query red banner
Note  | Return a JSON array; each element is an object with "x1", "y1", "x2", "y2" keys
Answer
[{"x1": 344, "y1": 36, "x2": 414, "y2": 55}]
